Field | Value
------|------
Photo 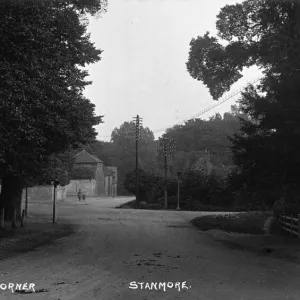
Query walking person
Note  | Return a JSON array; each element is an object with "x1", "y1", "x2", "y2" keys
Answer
[{"x1": 77, "y1": 189, "x2": 82, "y2": 201}]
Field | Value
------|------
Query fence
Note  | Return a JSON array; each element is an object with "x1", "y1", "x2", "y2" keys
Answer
[{"x1": 278, "y1": 213, "x2": 300, "y2": 237}]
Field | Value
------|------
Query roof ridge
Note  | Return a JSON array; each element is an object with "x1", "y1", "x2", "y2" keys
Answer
[
  {"x1": 73, "y1": 149, "x2": 103, "y2": 163},
  {"x1": 73, "y1": 149, "x2": 85, "y2": 157},
  {"x1": 85, "y1": 151, "x2": 102, "y2": 163}
]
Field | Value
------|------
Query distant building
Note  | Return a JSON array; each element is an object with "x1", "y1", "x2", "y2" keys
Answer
[{"x1": 66, "y1": 150, "x2": 117, "y2": 197}]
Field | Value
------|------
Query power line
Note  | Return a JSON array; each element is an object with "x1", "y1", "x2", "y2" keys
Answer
[
  {"x1": 97, "y1": 77, "x2": 262, "y2": 139},
  {"x1": 153, "y1": 77, "x2": 262, "y2": 133}
]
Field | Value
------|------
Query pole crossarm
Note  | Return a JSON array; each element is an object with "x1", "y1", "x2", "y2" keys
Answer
[
  {"x1": 156, "y1": 137, "x2": 176, "y2": 209},
  {"x1": 133, "y1": 115, "x2": 142, "y2": 207}
]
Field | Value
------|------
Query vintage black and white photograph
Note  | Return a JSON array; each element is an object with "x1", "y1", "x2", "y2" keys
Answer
[{"x1": 0, "y1": 0, "x2": 300, "y2": 299}]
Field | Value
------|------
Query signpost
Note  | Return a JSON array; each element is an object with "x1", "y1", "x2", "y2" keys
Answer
[
  {"x1": 52, "y1": 179, "x2": 59, "y2": 224},
  {"x1": 25, "y1": 187, "x2": 28, "y2": 217}
]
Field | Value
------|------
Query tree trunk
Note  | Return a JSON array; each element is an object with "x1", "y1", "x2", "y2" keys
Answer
[{"x1": 0, "y1": 175, "x2": 23, "y2": 222}]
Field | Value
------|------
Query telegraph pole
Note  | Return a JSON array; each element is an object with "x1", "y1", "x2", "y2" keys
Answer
[
  {"x1": 134, "y1": 115, "x2": 142, "y2": 208},
  {"x1": 52, "y1": 179, "x2": 59, "y2": 224},
  {"x1": 164, "y1": 140, "x2": 168, "y2": 209},
  {"x1": 25, "y1": 187, "x2": 28, "y2": 217},
  {"x1": 157, "y1": 137, "x2": 175, "y2": 209}
]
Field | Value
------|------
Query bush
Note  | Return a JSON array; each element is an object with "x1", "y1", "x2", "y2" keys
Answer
[
  {"x1": 139, "y1": 201, "x2": 148, "y2": 209},
  {"x1": 147, "y1": 203, "x2": 162, "y2": 210},
  {"x1": 157, "y1": 195, "x2": 179, "y2": 208},
  {"x1": 124, "y1": 168, "x2": 164, "y2": 201},
  {"x1": 192, "y1": 212, "x2": 271, "y2": 234}
]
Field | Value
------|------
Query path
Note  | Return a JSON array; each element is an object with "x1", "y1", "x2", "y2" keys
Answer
[{"x1": 0, "y1": 196, "x2": 300, "y2": 300}]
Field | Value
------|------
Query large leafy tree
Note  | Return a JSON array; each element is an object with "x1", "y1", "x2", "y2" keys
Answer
[
  {"x1": 110, "y1": 121, "x2": 158, "y2": 194},
  {"x1": 186, "y1": 0, "x2": 300, "y2": 207},
  {"x1": 0, "y1": 0, "x2": 106, "y2": 220},
  {"x1": 123, "y1": 168, "x2": 163, "y2": 204},
  {"x1": 163, "y1": 111, "x2": 243, "y2": 152},
  {"x1": 162, "y1": 110, "x2": 243, "y2": 177}
]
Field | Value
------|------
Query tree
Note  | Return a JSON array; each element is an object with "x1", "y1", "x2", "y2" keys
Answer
[
  {"x1": 186, "y1": 0, "x2": 300, "y2": 208},
  {"x1": 110, "y1": 121, "x2": 158, "y2": 194},
  {"x1": 162, "y1": 111, "x2": 243, "y2": 177},
  {"x1": 186, "y1": 1, "x2": 300, "y2": 100},
  {"x1": 88, "y1": 140, "x2": 115, "y2": 166},
  {"x1": 124, "y1": 168, "x2": 163, "y2": 203},
  {"x1": 0, "y1": 0, "x2": 106, "y2": 221}
]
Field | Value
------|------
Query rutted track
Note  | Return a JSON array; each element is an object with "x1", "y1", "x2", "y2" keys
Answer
[{"x1": 0, "y1": 197, "x2": 300, "y2": 300}]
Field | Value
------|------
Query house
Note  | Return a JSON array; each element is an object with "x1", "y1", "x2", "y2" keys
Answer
[
  {"x1": 66, "y1": 150, "x2": 117, "y2": 197},
  {"x1": 104, "y1": 166, "x2": 117, "y2": 196}
]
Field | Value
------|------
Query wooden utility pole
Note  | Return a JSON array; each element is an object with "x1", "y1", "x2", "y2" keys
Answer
[
  {"x1": 0, "y1": 207, "x2": 4, "y2": 229},
  {"x1": 134, "y1": 115, "x2": 142, "y2": 208},
  {"x1": 25, "y1": 187, "x2": 28, "y2": 217},
  {"x1": 53, "y1": 184, "x2": 56, "y2": 224},
  {"x1": 11, "y1": 208, "x2": 17, "y2": 228},
  {"x1": 52, "y1": 179, "x2": 59, "y2": 224},
  {"x1": 176, "y1": 171, "x2": 182, "y2": 210},
  {"x1": 164, "y1": 147, "x2": 168, "y2": 209},
  {"x1": 157, "y1": 137, "x2": 175, "y2": 209}
]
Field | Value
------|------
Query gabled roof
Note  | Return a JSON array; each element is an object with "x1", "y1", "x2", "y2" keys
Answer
[{"x1": 74, "y1": 150, "x2": 103, "y2": 164}]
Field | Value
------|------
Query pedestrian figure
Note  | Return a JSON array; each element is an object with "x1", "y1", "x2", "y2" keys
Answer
[
  {"x1": 82, "y1": 193, "x2": 86, "y2": 201},
  {"x1": 77, "y1": 189, "x2": 82, "y2": 201}
]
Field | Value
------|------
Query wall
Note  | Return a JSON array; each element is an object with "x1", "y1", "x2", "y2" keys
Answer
[
  {"x1": 95, "y1": 162, "x2": 105, "y2": 196},
  {"x1": 23, "y1": 185, "x2": 67, "y2": 202},
  {"x1": 56, "y1": 186, "x2": 67, "y2": 201},
  {"x1": 72, "y1": 162, "x2": 105, "y2": 196},
  {"x1": 0, "y1": 185, "x2": 66, "y2": 203},
  {"x1": 104, "y1": 176, "x2": 109, "y2": 196},
  {"x1": 66, "y1": 179, "x2": 96, "y2": 196},
  {"x1": 107, "y1": 166, "x2": 117, "y2": 196}
]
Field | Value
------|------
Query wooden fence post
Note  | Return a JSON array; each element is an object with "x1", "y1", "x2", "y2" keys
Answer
[
  {"x1": 284, "y1": 215, "x2": 286, "y2": 230},
  {"x1": 298, "y1": 214, "x2": 300, "y2": 238},
  {"x1": 0, "y1": 208, "x2": 4, "y2": 229}
]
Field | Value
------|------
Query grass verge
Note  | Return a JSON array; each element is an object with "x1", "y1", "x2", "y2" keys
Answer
[
  {"x1": 117, "y1": 200, "x2": 136, "y2": 208},
  {"x1": 191, "y1": 212, "x2": 300, "y2": 263},
  {"x1": 191, "y1": 212, "x2": 272, "y2": 234},
  {"x1": 0, "y1": 217, "x2": 76, "y2": 260}
]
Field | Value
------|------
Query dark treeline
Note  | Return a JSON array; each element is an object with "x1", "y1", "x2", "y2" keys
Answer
[
  {"x1": 0, "y1": 0, "x2": 107, "y2": 222},
  {"x1": 78, "y1": 108, "x2": 245, "y2": 209},
  {"x1": 186, "y1": 0, "x2": 300, "y2": 214}
]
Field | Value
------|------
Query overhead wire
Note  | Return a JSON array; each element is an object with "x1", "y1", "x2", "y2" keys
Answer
[{"x1": 97, "y1": 77, "x2": 262, "y2": 140}]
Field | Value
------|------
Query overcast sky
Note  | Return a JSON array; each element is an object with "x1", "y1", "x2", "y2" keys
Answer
[{"x1": 84, "y1": 0, "x2": 262, "y2": 141}]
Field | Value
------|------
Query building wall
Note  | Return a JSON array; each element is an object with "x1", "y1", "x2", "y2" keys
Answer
[
  {"x1": 71, "y1": 162, "x2": 105, "y2": 196},
  {"x1": 0, "y1": 184, "x2": 67, "y2": 203},
  {"x1": 20, "y1": 185, "x2": 67, "y2": 203},
  {"x1": 95, "y1": 162, "x2": 105, "y2": 196},
  {"x1": 105, "y1": 175, "x2": 113, "y2": 196},
  {"x1": 104, "y1": 176, "x2": 109, "y2": 196},
  {"x1": 56, "y1": 186, "x2": 67, "y2": 201},
  {"x1": 66, "y1": 179, "x2": 96, "y2": 196},
  {"x1": 66, "y1": 160, "x2": 117, "y2": 197},
  {"x1": 107, "y1": 166, "x2": 118, "y2": 196},
  {"x1": 73, "y1": 163, "x2": 97, "y2": 174}
]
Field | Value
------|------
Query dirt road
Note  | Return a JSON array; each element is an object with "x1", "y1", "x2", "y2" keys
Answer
[{"x1": 1, "y1": 196, "x2": 300, "y2": 300}]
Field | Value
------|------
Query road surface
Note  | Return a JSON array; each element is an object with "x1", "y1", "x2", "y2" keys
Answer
[{"x1": 1, "y1": 196, "x2": 300, "y2": 300}]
